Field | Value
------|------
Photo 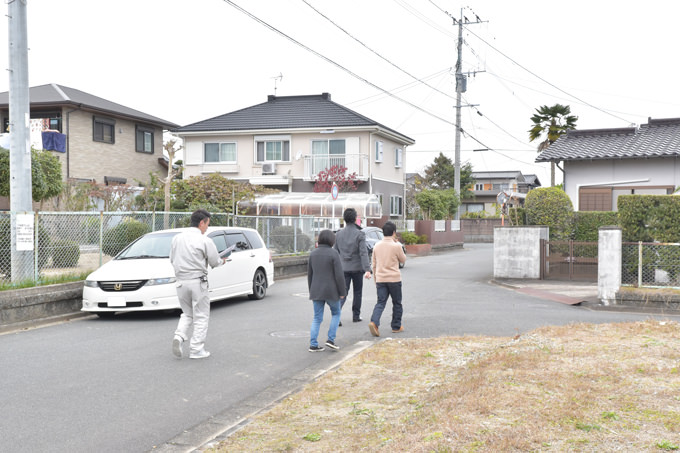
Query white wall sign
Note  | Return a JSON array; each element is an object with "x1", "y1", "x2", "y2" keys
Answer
[{"x1": 16, "y1": 214, "x2": 34, "y2": 251}]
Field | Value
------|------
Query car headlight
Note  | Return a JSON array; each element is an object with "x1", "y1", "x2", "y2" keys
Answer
[
  {"x1": 84, "y1": 280, "x2": 98, "y2": 288},
  {"x1": 145, "y1": 277, "x2": 177, "y2": 286}
]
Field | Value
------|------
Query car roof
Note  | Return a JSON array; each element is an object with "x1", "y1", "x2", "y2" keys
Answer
[{"x1": 144, "y1": 226, "x2": 257, "y2": 236}]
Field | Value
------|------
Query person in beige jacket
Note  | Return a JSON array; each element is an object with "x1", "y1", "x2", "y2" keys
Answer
[{"x1": 368, "y1": 221, "x2": 407, "y2": 337}]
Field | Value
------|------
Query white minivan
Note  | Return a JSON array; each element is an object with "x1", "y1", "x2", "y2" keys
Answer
[{"x1": 82, "y1": 226, "x2": 274, "y2": 317}]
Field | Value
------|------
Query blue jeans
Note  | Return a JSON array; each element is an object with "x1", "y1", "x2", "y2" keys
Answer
[
  {"x1": 341, "y1": 271, "x2": 364, "y2": 320},
  {"x1": 310, "y1": 299, "x2": 341, "y2": 347},
  {"x1": 370, "y1": 282, "x2": 403, "y2": 330}
]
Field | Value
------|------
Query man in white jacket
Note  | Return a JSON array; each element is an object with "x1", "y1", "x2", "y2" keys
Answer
[{"x1": 170, "y1": 209, "x2": 226, "y2": 359}]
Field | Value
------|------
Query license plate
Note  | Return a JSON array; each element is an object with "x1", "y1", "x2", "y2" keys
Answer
[{"x1": 107, "y1": 296, "x2": 126, "y2": 307}]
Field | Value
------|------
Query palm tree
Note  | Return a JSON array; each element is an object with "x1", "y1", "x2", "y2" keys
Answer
[{"x1": 528, "y1": 104, "x2": 578, "y2": 186}]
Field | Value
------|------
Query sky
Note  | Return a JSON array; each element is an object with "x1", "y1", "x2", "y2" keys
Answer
[{"x1": 2, "y1": 0, "x2": 680, "y2": 187}]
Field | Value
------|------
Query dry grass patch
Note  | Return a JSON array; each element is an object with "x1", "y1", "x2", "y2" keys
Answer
[{"x1": 210, "y1": 321, "x2": 680, "y2": 452}]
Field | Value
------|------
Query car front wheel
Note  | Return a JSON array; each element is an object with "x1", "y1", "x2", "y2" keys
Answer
[{"x1": 248, "y1": 269, "x2": 267, "y2": 300}]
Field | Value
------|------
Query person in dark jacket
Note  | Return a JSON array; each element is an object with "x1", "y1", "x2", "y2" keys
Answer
[
  {"x1": 333, "y1": 208, "x2": 372, "y2": 323},
  {"x1": 307, "y1": 229, "x2": 347, "y2": 352}
]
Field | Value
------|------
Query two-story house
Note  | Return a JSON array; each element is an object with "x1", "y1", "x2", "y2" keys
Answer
[
  {"x1": 173, "y1": 93, "x2": 415, "y2": 223},
  {"x1": 0, "y1": 83, "x2": 179, "y2": 191},
  {"x1": 461, "y1": 170, "x2": 541, "y2": 215}
]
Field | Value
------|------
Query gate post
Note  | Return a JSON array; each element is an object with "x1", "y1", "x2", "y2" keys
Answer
[{"x1": 598, "y1": 226, "x2": 622, "y2": 305}]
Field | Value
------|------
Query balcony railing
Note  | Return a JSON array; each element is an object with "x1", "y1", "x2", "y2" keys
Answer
[{"x1": 303, "y1": 153, "x2": 369, "y2": 181}]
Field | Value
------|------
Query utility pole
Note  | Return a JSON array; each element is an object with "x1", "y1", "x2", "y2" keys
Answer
[
  {"x1": 8, "y1": 0, "x2": 34, "y2": 281},
  {"x1": 453, "y1": 13, "x2": 463, "y2": 221},
  {"x1": 452, "y1": 9, "x2": 484, "y2": 221}
]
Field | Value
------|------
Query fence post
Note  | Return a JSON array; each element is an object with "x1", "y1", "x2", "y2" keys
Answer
[
  {"x1": 598, "y1": 226, "x2": 622, "y2": 305},
  {"x1": 99, "y1": 211, "x2": 104, "y2": 267},
  {"x1": 637, "y1": 241, "x2": 642, "y2": 287},
  {"x1": 34, "y1": 211, "x2": 39, "y2": 282}
]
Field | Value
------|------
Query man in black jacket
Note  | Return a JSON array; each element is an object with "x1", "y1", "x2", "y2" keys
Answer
[{"x1": 333, "y1": 208, "x2": 372, "y2": 323}]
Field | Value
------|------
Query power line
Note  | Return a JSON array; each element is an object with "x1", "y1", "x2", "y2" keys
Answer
[
  {"x1": 300, "y1": 0, "x2": 456, "y2": 101},
  {"x1": 461, "y1": 25, "x2": 634, "y2": 125},
  {"x1": 221, "y1": 0, "x2": 495, "y2": 152},
  {"x1": 221, "y1": 0, "x2": 455, "y2": 126}
]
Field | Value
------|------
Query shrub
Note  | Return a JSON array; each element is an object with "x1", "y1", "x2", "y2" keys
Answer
[
  {"x1": 271, "y1": 225, "x2": 312, "y2": 253},
  {"x1": 51, "y1": 239, "x2": 80, "y2": 268},
  {"x1": 507, "y1": 207, "x2": 526, "y2": 225},
  {"x1": 573, "y1": 211, "x2": 619, "y2": 241},
  {"x1": 619, "y1": 195, "x2": 680, "y2": 243},
  {"x1": 400, "y1": 231, "x2": 419, "y2": 245},
  {"x1": 525, "y1": 187, "x2": 574, "y2": 240},
  {"x1": 102, "y1": 219, "x2": 151, "y2": 257},
  {"x1": 461, "y1": 211, "x2": 487, "y2": 219},
  {"x1": 418, "y1": 234, "x2": 429, "y2": 244}
]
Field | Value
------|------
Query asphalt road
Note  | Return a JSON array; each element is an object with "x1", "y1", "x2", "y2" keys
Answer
[{"x1": 2, "y1": 244, "x2": 679, "y2": 453}]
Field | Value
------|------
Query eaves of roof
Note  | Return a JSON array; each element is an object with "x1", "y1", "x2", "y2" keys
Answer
[
  {"x1": 0, "y1": 83, "x2": 179, "y2": 130},
  {"x1": 536, "y1": 117, "x2": 680, "y2": 162},
  {"x1": 471, "y1": 170, "x2": 524, "y2": 180}
]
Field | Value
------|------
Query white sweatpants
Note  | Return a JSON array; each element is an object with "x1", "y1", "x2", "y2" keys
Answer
[{"x1": 174, "y1": 279, "x2": 210, "y2": 354}]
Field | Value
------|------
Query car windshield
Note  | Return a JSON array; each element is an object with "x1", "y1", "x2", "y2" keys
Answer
[{"x1": 116, "y1": 232, "x2": 179, "y2": 259}]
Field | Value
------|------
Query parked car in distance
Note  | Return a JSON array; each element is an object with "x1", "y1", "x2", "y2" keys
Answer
[
  {"x1": 363, "y1": 226, "x2": 406, "y2": 269},
  {"x1": 82, "y1": 226, "x2": 274, "y2": 318}
]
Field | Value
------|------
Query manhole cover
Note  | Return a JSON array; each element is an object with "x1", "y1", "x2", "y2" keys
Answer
[{"x1": 270, "y1": 331, "x2": 309, "y2": 338}]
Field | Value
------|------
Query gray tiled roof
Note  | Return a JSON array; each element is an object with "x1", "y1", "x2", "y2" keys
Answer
[
  {"x1": 536, "y1": 117, "x2": 680, "y2": 162},
  {"x1": 174, "y1": 93, "x2": 415, "y2": 144},
  {"x1": 0, "y1": 83, "x2": 179, "y2": 129}
]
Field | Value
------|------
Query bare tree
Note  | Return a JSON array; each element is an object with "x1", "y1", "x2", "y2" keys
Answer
[{"x1": 162, "y1": 138, "x2": 182, "y2": 228}]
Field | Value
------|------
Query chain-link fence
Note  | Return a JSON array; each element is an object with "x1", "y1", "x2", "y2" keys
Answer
[
  {"x1": 622, "y1": 242, "x2": 680, "y2": 288},
  {"x1": 0, "y1": 211, "x2": 325, "y2": 286}
]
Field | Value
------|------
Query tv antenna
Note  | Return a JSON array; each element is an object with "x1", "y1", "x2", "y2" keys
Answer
[{"x1": 272, "y1": 73, "x2": 283, "y2": 94}]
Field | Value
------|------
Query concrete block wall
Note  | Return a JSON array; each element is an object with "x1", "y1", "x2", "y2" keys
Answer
[{"x1": 493, "y1": 226, "x2": 548, "y2": 279}]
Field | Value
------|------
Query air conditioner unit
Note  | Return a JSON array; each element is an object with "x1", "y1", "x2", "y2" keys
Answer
[{"x1": 262, "y1": 162, "x2": 276, "y2": 175}]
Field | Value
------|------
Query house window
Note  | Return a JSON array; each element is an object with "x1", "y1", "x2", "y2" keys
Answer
[
  {"x1": 204, "y1": 142, "x2": 237, "y2": 163},
  {"x1": 395, "y1": 148, "x2": 402, "y2": 168},
  {"x1": 579, "y1": 187, "x2": 612, "y2": 211},
  {"x1": 256, "y1": 139, "x2": 290, "y2": 162},
  {"x1": 135, "y1": 125, "x2": 154, "y2": 153},
  {"x1": 467, "y1": 203, "x2": 484, "y2": 213},
  {"x1": 474, "y1": 183, "x2": 484, "y2": 191},
  {"x1": 93, "y1": 116, "x2": 115, "y2": 144},
  {"x1": 390, "y1": 195, "x2": 403, "y2": 216},
  {"x1": 312, "y1": 139, "x2": 345, "y2": 173},
  {"x1": 375, "y1": 141, "x2": 384, "y2": 162}
]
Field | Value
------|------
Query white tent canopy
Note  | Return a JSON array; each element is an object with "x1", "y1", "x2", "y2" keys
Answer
[{"x1": 238, "y1": 192, "x2": 382, "y2": 219}]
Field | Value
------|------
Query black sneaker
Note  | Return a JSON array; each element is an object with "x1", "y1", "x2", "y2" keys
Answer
[
  {"x1": 353, "y1": 317, "x2": 363, "y2": 322},
  {"x1": 338, "y1": 321, "x2": 343, "y2": 327},
  {"x1": 325, "y1": 340, "x2": 339, "y2": 350},
  {"x1": 308, "y1": 345, "x2": 325, "y2": 352}
]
